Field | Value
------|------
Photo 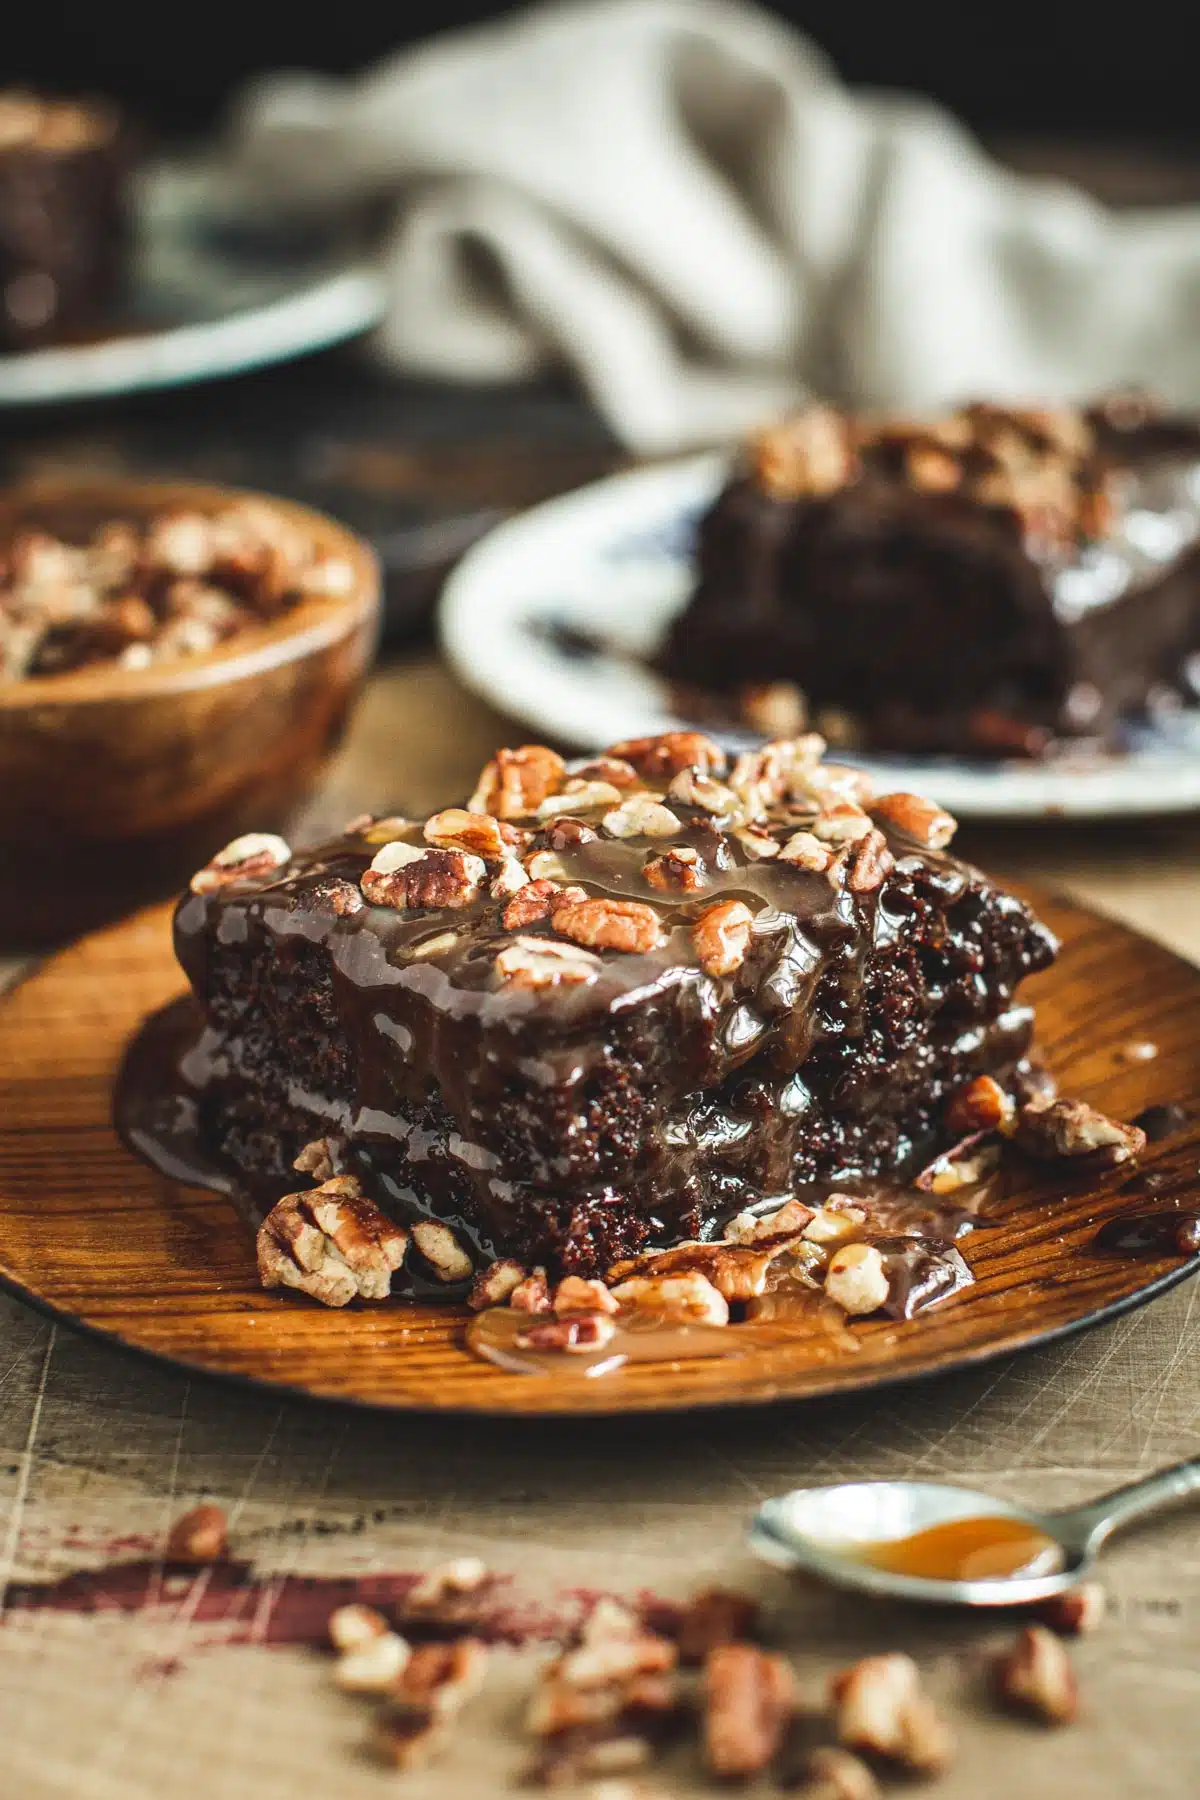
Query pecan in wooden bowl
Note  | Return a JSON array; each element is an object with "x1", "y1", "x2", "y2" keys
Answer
[{"x1": 0, "y1": 479, "x2": 380, "y2": 945}]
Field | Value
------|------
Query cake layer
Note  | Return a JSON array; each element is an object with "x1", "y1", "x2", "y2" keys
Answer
[
  {"x1": 662, "y1": 398, "x2": 1200, "y2": 756},
  {"x1": 170, "y1": 731, "x2": 1057, "y2": 1276}
]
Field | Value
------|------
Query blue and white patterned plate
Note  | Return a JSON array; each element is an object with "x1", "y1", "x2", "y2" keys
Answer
[{"x1": 439, "y1": 454, "x2": 1200, "y2": 821}]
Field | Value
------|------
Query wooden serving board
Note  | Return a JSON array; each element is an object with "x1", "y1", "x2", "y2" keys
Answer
[{"x1": 0, "y1": 893, "x2": 1197, "y2": 1416}]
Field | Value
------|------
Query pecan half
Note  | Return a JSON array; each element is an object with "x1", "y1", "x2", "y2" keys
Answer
[
  {"x1": 552, "y1": 897, "x2": 665, "y2": 955},
  {"x1": 468, "y1": 745, "x2": 566, "y2": 819},
  {"x1": 256, "y1": 1178, "x2": 408, "y2": 1307},
  {"x1": 572, "y1": 756, "x2": 642, "y2": 789},
  {"x1": 871, "y1": 791, "x2": 957, "y2": 850},
  {"x1": 1013, "y1": 1098, "x2": 1146, "y2": 1169},
  {"x1": 813, "y1": 803, "x2": 873, "y2": 845},
  {"x1": 692, "y1": 898, "x2": 754, "y2": 977},
  {"x1": 667, "y1": 768, "x2": 740, "y2": 814},
  {"x1": 610, "y1": 731, "x2": 726, "y2": 780},
  {"x1": 190, "y1": 832, "x2": 291, "y2": 893},
  {"x1": 992, "y1": 1625, "x2": 1078, "y2": 1724},
  {"x1": 703, "y1": 1643, "x2": 794, "y2": 1778},
  {"x1": 779, "y1": 830, "x2": 832, "y2": 871}
]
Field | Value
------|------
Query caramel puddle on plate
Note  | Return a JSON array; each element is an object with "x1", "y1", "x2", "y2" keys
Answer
[{"x1": 847, "y1": 1515, "x2": 1065, "y2": 1583}]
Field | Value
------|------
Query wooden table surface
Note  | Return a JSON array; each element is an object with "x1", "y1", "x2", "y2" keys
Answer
[{"x1": 5, "y1": 130, "x2": 1200, "y2": 1784}]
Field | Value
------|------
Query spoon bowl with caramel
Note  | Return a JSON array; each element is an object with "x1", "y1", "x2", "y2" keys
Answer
[{"x1": 750, "y1": 1458, "x2": 1200, "y2": 1606}]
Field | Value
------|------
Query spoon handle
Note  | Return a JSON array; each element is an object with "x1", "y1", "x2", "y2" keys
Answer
[{"x1": 1060, "y1": 1457, "x2": 1200, "y2": 1550}]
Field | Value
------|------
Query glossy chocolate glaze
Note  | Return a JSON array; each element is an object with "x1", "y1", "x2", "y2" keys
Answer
[{"x1": 663, "y1": 404, "x2": 1200, "y2": 754}]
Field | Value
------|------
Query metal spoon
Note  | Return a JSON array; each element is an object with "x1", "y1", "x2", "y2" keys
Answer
[{"x1": 749, "y1": 1458, "x2": 1200, "y2": 1607}]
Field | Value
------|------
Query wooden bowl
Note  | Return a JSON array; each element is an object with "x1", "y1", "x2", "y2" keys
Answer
[{"x1": 0, "y1": 479, "x2": 381, "y2": 946}]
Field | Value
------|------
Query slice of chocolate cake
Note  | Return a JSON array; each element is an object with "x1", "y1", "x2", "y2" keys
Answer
[
  {"x1": 661, "y1": 395, "x2": 1200, "y2": 757},
  {"x1": 0, "y1": 92, "x2": 127, "y2": 352},
  {"x1": 165, "y1": 731, "x2": 1056, "y2": 1283}
]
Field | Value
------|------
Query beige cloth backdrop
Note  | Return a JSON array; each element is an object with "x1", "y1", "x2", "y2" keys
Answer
[{"x1": 2, "y1": 656, "x2": 1199, "y2": 1799}]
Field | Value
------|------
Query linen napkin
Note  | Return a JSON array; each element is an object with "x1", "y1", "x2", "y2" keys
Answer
[{"x1": 226, "y1": 0, "x2": 1200, "y2": 454}]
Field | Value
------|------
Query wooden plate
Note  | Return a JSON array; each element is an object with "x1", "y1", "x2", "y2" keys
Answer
[{"x1": 1, "y1": 894, "x2": 1197, "y2": 1416}]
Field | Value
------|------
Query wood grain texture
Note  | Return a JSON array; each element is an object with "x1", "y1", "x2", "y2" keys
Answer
[
  {"x1": 0, "y1": 889, "x2": 1197, "y2": 1418},
  {"x1": 0, "y1": 480, "x2": 381, "y2": 946}
]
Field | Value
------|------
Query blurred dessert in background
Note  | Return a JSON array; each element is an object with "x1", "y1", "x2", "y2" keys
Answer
[
  {"x1": 0, "y1": 90, "x2": 128, "y2": 351},
  {"x1": 661, "y1": 394, "x2": 1200, "y2": 759}
]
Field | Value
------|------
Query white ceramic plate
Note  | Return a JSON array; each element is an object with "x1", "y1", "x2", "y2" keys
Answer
[
  {"x1": 440, "y1": 453, "x2": 1200, "y2": 821},
  {"x1": 0, "y1": 162, "x2": 386, "y2": 407}
]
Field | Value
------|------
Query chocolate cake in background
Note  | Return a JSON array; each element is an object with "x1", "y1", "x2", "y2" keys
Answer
[
  {"x1": 661, "y1": 395, "x2": 1200, "y2": 758},
  {"x1": 0, "y1": 92, "x2": 128, "y2": 352},
  {"x1": 156, "y1": 731, "x2": 1057, "y2": 1280}
]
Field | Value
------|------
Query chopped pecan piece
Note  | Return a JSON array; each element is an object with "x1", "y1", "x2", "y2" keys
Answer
[
  {"x1": 292, "y1": 1136, "x2": 340, "y2": 1183},
  {"x1": 1037, "y1": 1583, "x2": 1106, "y2": 1637},
  {"x1": 468, "y1": 744, "x2": 566, "y2": 819},
  {"x1": 609, "y1": 1239, "x2": 779, "y2": 1301},
  {"x1": 494, "y1": 935, "x2": 602, "y2": 988},
  {"x1": 643, "y1": 846, "x2": 707, "y2": 892},
  {"x1": 945, "y1": 1073, "x2": 1017, "y2": 1137},
  {"x1": 779, "y1": 830, "x2": 832, "y2": 871},
  {"x1": 667, "y1": 768, "x2": 740, "y2": 814},
  {"x1": 362, "y1": 845, "x2": 486, "y2": 911},
  {"x1": 552, "y1": 896, "x2": 665, "y2": 955},
  {"x1": 602, "y1": 796, "x2": 681, "y2": 839},
  {"x1": 823, "y1": 1243, "x2": 889, "y2": 1316},
  {"x1": 553, "y1": 1276, "x2": 621, "y2": 1316},
  {"x1": 846, "y1": 829, "x2": 895, "y2": 894},
  {"x1": 166, "y1": 1503, "x2": 227, "y2": 1564},
  {"x1": 328, "y1": 1602, "x2": 391, "y2": 1653},
  {"x1": 510, "y1": 1267, "x2": 553, "y2": 1314},
  {"x1": 406, "y1": 1557, "x2": 490, "y2": 1613},
  {"x1": 543, "y1": 815, "x2": 600, "y2": 851},
  {"x1": 676, "y1": 1589, "x2": 762, "y2": 1665},
  {"x1": 610, "y1": 731, "x2": 726, "y2": 780},
  {"x1": 783, "y1": 1747, "x2": 881, "y2": 1800},
  {"x1": 256, "y1": 1178, "x2": 408, "y2": 1307},
  {"x1": 1014, "y1": 1098, "x2": 1146, "y2": 1169},
  {"x1": 871, "y1": 790, "x2": 957, "y2": 849},
  {"x1": 608, "y1": 1270, "x2": 729, "y2": 1326},
  {"x1": 572, "y1": 756, "x2": 642, "y2": 789},
  {"x1": 751, "y1": 405, "x2": 856, "y2": 500},
  {"x1": 915, "y1": 1131, "x2": 1002, "y2": 1194},
  {"x1": 813, "y1": 803, "x2": 873, "y2": 845},
  {"x1": 703, "y1": 1643, "x2": 794, "y2": 1778},
  {"x1": 410, "y1": 1219, "x2": 473, "y2": 1283},
  {"x1": 992, "y1": 1625, "x2": 1078, "y2": 1724},
  {"x1": 502, "y1": 879, "x2": 586, "y2": 929},
  {"x1": 396, "y1": 1637, "x2": 490, "y2": 1710},
  {"x1": 832, "y1": 1654, "x2": 954, "y2": 1773},
  {"x1": 692, "y1": 897, "x2": 755, "y2": 976},
  {"x1": 733, "y1": 825, "x2": 781, "y2": 861},
  {"x1": 423, "y1": 806, "x2": 508, "y2": 859},
  {"x1": 190, "y1": 832, "x2": 290, "y2": 893},
  {"x1": 538, "y1": 780, "x2": 625, "y2": 819},
  {"x1": 489, "y1": 856, "x2": 530, "y2": 900},
  {"x1": 740, "y1": 679, "x2": 808, "y2": 737},
  {"x1": 467, "y1": 1258, "x2": 528, "y2": 1311},
  {"x1": 801, "y1": 1197, "x2": 867, "y2": 1246},
  {"x1": 335, "y1": 1630, "x2": 411, "y2": 1694},
  {"x1": 514, "y1": 1314, "x2": 618, "y2": 1354}
]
